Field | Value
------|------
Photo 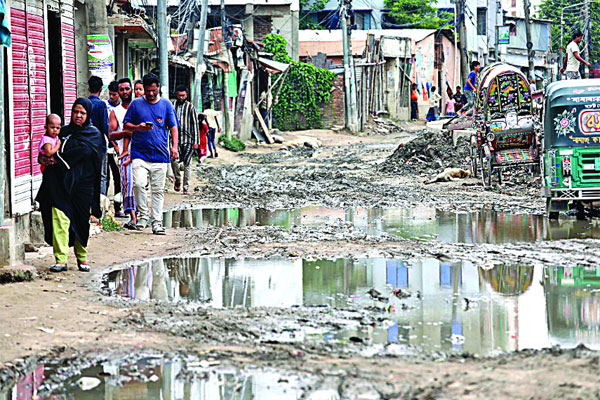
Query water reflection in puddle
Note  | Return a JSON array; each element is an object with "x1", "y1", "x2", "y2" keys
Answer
[
  {"x1": 163, "y1": 206, "x2": 600, "y2": 244},
  {"x1": 104, "y1": 257, "x2": 600, "y2": 356},
  {"x1": 1, "y1": 357, "x2": 313, "y2": 400}
]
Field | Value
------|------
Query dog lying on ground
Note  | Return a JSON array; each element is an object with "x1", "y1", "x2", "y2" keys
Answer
[{"x1": 425, "y1": 168, "x2": 471, "y2": 184}]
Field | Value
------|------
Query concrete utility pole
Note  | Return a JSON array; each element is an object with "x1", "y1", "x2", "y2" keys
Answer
[
  {"x1": 584, "y1": 0, "x2": 590, "y2": 77},
  {"x1": 192, "y1": 0, "x2": 209, "y2": 110},
  {"x1": 0, "y1": 48, "x2": 5, "y2": 225},
  {"x1": 523, "y1": 0, "x2": 535, "y2": 85},
  {"x1": 86, "y1": 0, "x2": 108, "y2": 36},
  {"x1": 86, "y1": 0, "x2": 109, "y2": 82},
  {"x1": 457, "y1": 0, "x2": 469, "y2": 85},
  {"x1": 157, "y1": 0, "x2": 170, "y2": 98},
  {"x1": 340, "y1": 0, "x2": 358, "y2": 132},
  {"x1": 220, "y1": 0, "x2": 232, "y2": 138}
]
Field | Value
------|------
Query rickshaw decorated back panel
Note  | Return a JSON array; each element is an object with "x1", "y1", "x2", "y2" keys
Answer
[{"x1": 486, "y1": 72, "x2": 532, "y2": 118}]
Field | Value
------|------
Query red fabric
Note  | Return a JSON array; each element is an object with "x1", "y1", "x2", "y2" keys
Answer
[
  {"x1": 411, "y1": 90, "x2": 418, "y2": 102},
  {"x1": 199, "y1": 121, "x2": 208, "y2": 157}
]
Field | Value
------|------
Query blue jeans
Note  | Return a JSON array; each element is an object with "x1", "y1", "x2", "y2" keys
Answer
[
  {"x1": 463, "y1": 90, "x2": 475, "y2": 112},
  {"x1": 208, "y1": 128, "x2": 217, "y2": 153}
]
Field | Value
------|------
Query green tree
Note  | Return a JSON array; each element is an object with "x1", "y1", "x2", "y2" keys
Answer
[
  {"x1": 539, "y1": 0, "x2": 600, "y2": 63},
  {"x1": 299, "y1": 0, "x2": 328, "y2": 30},
  {"x1": 384, "y1": 0, "x2": 452, "y2": 29},
  {"x1": 263, "y1": 34, "x2": 336, "y2": 130}
]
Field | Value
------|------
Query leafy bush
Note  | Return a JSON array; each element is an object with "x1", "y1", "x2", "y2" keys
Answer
[
  {"x1": 218, "y1": 134, "x2": 246, "y2": 152},
  {"x1": 263, "y1": 34, "x2": 336, "y2": 131}
]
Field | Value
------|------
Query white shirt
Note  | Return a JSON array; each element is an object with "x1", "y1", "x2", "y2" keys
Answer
[
  {"x1": 112, "y1": 104, "x2": 128, "y2": 151},
  {"x1": 204, "y1": 109, "x2": 220, "y2": 130},
  {"x1": 566, "y1": 41, "x2": 581, "y2": 72},
  {"x1": 429, "y1": 92, "x2": 441, "y2": 107}
]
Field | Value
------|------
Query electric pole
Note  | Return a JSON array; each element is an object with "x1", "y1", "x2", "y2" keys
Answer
[
  {"x1": 220, "y1": 0, "x2": 232, "y2": 138},
  {"x1": 457, "y1": 0, "x2": 469, "y2": 85},
  {"x1": 523, "y1": 0, "x2": 535, "y2": 85},
  {"x1": 584, "y1": 0, "x2": 590, "y2": 77},
  {"x1": 157, "y1": 0, "x2": 169, "y2": 98},
  {"x1": 340, "y1": 0, "x2": 358, "y2": 132},
  {"x1": 192, "y1": 0, "x2": 209, "y2": 110}
]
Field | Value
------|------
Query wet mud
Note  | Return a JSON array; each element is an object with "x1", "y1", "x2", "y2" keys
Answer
[{"x1": 190, "y1": 133, "x2": 544, "y2": 214}]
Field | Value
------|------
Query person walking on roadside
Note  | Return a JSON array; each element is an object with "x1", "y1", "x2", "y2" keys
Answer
[
  {"x1": 134, "y1": 79, "x2": 144, "y2": 98},
  {"x1": 203, "y1": 104, "x2": 220, "y2": 158},
  {"x1": 561, "y1": 31, "x2": 590, "y2": 80},
  {"x1": 171, "y1": 85, "x2": 199, "y2": 194},
  {"x1": 106, "y1": 80, "x2": 121, "y2": 114},
  {"x1": 426, "y1": 86, "x2": 442, "y2": 121},
  {"x1": 461, "y1": 61, "x2": 480, "y2": 115},
  {"x1": 123, "y1": 73, "x2": 179, "y2": 235},
  {"x1": 410, "y1": 84, "x2": 419, "y2": 121},
  {"x1": 197, "y1": 112, "x2": 209, "y2": 162},
  {"x1": 454, "y1": 86, "x2": 466, "y2": 113},
  {"x1": 36, "y1": 98, "x2": 106, "y2": 273},
  {"x1": 87, "y1": 76, "x2": 110, "y2": 196},
  {"x1": 105, "y1": 80, "x2": 123, "y2": 216},
  {"x1": 109, "y1": 77, "x2": 137, "y2": 229}
]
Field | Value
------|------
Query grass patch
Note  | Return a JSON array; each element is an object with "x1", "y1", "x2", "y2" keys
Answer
[
  {"x1": 218, "y1": 135, "x2": 246, "y2": 152},
  {"x1": 100, "y1": 216, "x2": 123, "y2": 232}
]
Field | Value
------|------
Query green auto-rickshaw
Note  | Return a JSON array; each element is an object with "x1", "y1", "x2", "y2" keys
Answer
[{"x1": 543, "y1": 80, "x2": 600, "y2": 219}]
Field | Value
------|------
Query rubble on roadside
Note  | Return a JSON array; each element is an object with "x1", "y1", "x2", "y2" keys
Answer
[
  {"x1": 366, "y1": 116, "x2": 404, "y2": 136},
  {"x1": 379, "y1": 130, "x2": 470, "y2": 175}
]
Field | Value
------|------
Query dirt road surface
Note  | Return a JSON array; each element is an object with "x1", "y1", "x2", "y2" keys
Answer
[{"x1": 1, "y1": 126, "x2": 600, "y2": 399}]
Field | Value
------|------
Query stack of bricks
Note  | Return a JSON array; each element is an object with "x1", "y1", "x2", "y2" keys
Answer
[{"x1": 320, "y1": 74, "x2": 346, "y2": 128}]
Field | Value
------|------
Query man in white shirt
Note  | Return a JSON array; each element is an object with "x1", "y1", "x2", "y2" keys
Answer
[{"x1": 561, "y1": 31, "x2": 590, "y2": 80}]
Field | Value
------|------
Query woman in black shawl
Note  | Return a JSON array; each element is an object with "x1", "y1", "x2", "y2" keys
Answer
[{"x1": 36, "y1": 98, "x2": 106, "y2": 272}]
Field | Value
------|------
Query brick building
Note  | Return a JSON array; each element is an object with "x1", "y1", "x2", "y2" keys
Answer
[{"x1": 320, "y1": 74, "x2": 345, "y2": 128}]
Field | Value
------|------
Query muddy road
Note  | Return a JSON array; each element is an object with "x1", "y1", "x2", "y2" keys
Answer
[{"x1": 2, "y1": 127, "x2": 600, "y2": 399}]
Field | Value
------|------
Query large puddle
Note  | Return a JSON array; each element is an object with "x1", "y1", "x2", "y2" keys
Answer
[
  {"x1": 0, "y1": 356, "x2": 323, "y2": 400},
  {"x1": 104, "y1": 256, "x2": 600, "y2": 356},
  {"x1": 163, "y1": 206, "x2": 600, "y2": 244}
]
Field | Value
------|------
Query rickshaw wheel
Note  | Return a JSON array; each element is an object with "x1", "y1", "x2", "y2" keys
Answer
[
  {"x1": 546, "y1": 198, "x2": 559, "y2": 220},
  {"x1": 470, "y1": 147, "x2": 478, "y2": 178},
  {"x1": 482, "y1": 158, "x2": 494, "y2": 187}
]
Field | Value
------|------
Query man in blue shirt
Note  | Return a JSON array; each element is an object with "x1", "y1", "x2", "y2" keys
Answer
[
  {"x1": 461, "y1": 61, "x2": 480, "y2": 116},
  {"x1": 123, "y1": 73, "x2": 179, "y2": 235},
  {"x1": 88, "y1": 75, "x2": 110, "y2": 195}
]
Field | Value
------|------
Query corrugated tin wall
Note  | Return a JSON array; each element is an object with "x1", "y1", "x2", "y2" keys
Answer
[{"x1": 9, "y1": 0, "x2": 47, "y2": 214}]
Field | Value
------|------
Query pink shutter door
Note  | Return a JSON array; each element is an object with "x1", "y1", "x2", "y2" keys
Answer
[
  {"x1": 27, "y1": 12, "x2": 46, "y2": 180},
  {"x1": 10, "y1": 9, "x2": 31, "y2": 179}
]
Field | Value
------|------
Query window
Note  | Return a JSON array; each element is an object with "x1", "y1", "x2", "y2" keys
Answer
[
  {"x1": 477, "y1": 8, "x2": 487, "y2": 35},
  {"x1": 511, "y1": 0, "x2": 516, "y2": 7},
  {"x1": 352, "y1": 10, "x2": 372, "y2": 30}
]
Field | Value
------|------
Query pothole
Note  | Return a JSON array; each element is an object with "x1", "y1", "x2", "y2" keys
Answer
[{"x1": 103, "y1": 256, "x2": 600, "y2": 356}]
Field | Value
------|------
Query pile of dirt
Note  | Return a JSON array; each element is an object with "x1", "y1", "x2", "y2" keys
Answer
[{"x1": 379, "y1": 130, "x2": 471, "y2": 175}]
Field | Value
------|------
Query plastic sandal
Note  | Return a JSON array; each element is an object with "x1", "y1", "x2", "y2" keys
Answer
[
  {"x1": 77, "y1": 261, "x2": 90, "y2": 272},
  {"x1": 50, "y1": 264, "x2": 67, "y2": 273}
]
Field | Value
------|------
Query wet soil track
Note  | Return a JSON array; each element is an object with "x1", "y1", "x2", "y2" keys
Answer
[{"x1": 2, "y1": 129, "x2": 600, "y2": 399}]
